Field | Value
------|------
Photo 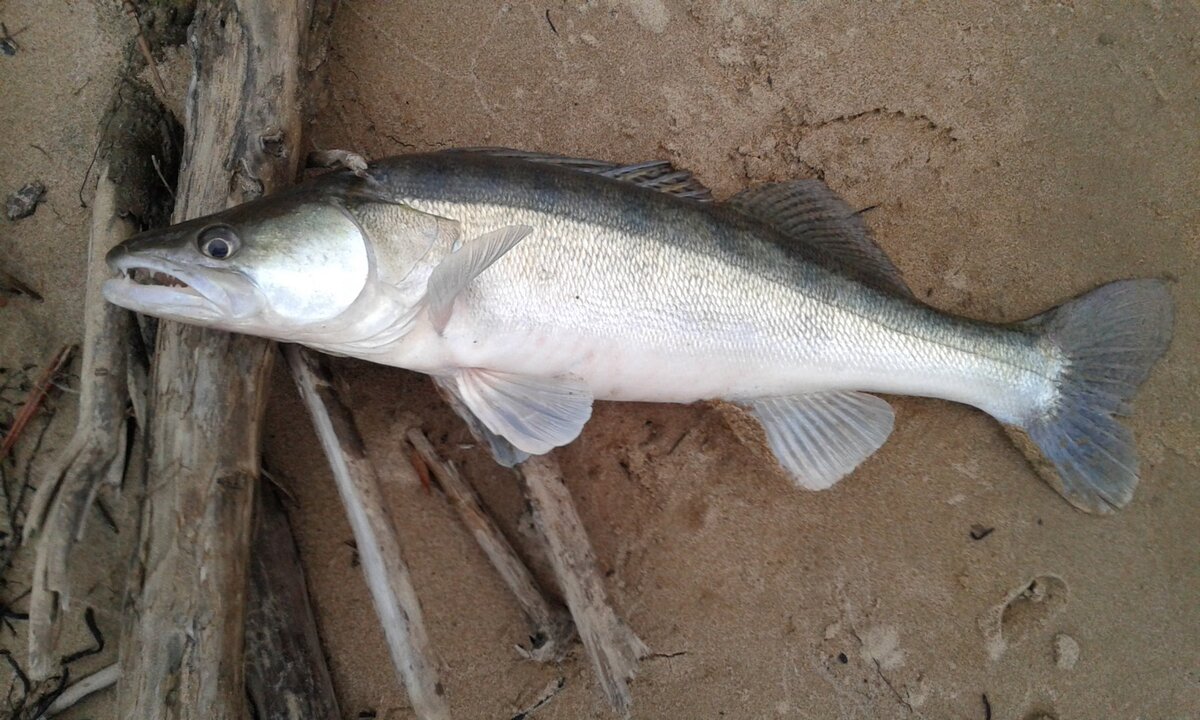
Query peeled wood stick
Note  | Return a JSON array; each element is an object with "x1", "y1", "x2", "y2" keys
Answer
[
  {"x1": 284, "y1": 345, "x2": 449, "y2": 720},
  {"x1": 406, "y1": 429, "x2": 574, "y2": 662},
  {"x1": 244, "y1": 483, "x2": 341, "y2": 720},
  {"x1": 117, "y1": 2, "x2": 321, "y2": 718},
  {"x1": 519, "y1": 456, "x2": 648, "y2": 717}
]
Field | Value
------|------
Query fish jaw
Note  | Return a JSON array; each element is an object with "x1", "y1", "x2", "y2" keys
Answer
[{"x1": 103, "y1": 245, "x2": 263, "y2": 324}]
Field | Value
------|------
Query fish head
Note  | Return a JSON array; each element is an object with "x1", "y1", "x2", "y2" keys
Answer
[{"x1": 103, "y1": 189, "x2": 375, "y2": 337}]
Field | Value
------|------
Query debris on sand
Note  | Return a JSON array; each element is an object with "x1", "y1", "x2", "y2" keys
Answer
[
  {"x1": 0, "y1": 267, "x2": 43, "y2": 304},
  {"x1": 0, "y1": 23, "x2": 19, "y2": 57},
  {"x1": 6, "y1": 181, "x2": 46, "y2": 220}
]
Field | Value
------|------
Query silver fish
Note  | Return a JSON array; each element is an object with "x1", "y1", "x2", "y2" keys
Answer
[{"x1": 103, "y1": 148, "x2": 1173, "y2": 513}]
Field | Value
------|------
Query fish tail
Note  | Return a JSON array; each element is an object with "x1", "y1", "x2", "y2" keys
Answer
[{"x1": 1005, "y1": 279, "x2": 1173, "y2": 513}]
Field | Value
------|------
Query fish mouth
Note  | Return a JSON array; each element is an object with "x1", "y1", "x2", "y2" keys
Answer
[{"x1": 103, "y1": 252, "x2": 250, "y2": 321}]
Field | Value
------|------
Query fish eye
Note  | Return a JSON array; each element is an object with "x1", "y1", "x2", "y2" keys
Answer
[{"x1": 198, "y1": 226, "x2": 239, "y2": 260}]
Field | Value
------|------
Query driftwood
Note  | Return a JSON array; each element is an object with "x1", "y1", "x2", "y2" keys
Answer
[
  {"x1": 406, "y1": 428, "x2": 574, "y2": 663},
  {"x1": 244, "y1": 483, "x2": 340, "y2": 720},
  {"x1": 117, "y1": 2, "x2": 328, "y2": 718},
  {"x1": 284, "y1": 345, "x2": 449, "y2": 720},
  {"x1": 22, "y1": 77, "x2": 177, "y2": 680},
  {"x1": 519, "y1": 456, "x2": 648, "y2": 716}
]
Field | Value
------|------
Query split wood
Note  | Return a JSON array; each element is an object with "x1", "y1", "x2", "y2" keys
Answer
[
  {"x1": 24, "y1": 154, "x2": 131, "y2": 677},
  {"x1": 244, "y1": 483, "x2": 341, "y2": 720},
  {"x1": 22, "y1": 75, "x2": 178, "y2": 677}
]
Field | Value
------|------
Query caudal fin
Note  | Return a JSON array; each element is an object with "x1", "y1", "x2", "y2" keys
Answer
[{"x1": 1006, "y1": 280, "x2": 1173, "y2": 513}]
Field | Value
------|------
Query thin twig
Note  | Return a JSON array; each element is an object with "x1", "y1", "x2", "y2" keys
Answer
[
  {"x1": 120, "y1": 1, "x2": 168, "y2": 99},
  {"x1": 0, "y1": 346, "x2": 73, "y2": 462},
  {"x1": 36, "y1": 663, "x2": 118, "y2": 719},
  {"x1": 0, "y1": 267, "x2": 43, "y2": 303},
  {"x1": 406, "y1": 428, "x2": 574, "y2": 662}
]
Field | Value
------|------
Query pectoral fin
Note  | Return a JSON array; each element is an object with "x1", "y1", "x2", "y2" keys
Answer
[
  {"x1": 454, "y1": 369, "x2": 593, "y2": 456},
  {"x1": 748, "y1": 391, "x2": 894, "y2": 490},
  {"x1": 425, "y1": 224, "x2": 532, "y2": 332}
]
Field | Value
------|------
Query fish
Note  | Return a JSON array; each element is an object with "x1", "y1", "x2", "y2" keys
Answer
[{"x1": 102, "y1": 148, "x2": 1174, "y2": 513}]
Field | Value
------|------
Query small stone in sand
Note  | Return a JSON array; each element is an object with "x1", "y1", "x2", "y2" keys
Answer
[
  {"x1": 1053, "y1": 633, "x2": 1080, "y2": 670},
  {"x1": 6, "y1": 181, "x2": 46, "y2": 220}
]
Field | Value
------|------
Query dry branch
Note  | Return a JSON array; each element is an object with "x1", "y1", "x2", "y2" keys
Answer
[
  {"x1": 23, "y1": 173, "x2": 129, "y2": 673},
  {"x1": 519, "y1": 456, "x2": 648, "y2": 716},
  {"x1": 245, "y1": 483, "x2": 340, "y2": 720},
  {"x1": 117, "y1": 2, "x2": 327, "y2": 718},
  {"x1": 406, "y1": 428, "x2": 574, "y2": 662},
  {"x1": 284, "y1": 345, "x2": 449, "y2": 720}
]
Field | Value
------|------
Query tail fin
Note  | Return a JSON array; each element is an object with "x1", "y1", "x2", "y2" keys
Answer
[{"x1": 1006, "y1": 280, "x2": 1173, "y2": 514}]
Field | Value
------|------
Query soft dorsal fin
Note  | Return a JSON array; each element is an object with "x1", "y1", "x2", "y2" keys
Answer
[
  {"x1": 727, "y1": 180, "x2": 912, "y2": 297},
  {"x1": 443, "y1": 147, "x2": 714, "y2": 202},
  {"x1": 426, "y1": 224, "x2": 532, "y2": 332},
  {"x1": 748, "y1": 391, "x2": 894, "y2": 490}
]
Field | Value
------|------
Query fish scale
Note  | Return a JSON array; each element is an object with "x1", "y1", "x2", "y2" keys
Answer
[{"x1": 396, "y1": 185, "x2": 1047, "y2": 420}]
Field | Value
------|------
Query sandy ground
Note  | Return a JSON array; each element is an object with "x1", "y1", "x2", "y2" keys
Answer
[{"x1": 2, "y1": 1, "x2": 1198, "y2": 718}]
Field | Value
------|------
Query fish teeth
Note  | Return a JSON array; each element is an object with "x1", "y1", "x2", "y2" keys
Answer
[{"x1": 127, "y1": 267, "x2": 187, "y2": 288}]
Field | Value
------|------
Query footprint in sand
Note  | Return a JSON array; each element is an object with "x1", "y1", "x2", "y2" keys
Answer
[{"x1": 979, "y1": 574, "x2": 1069, "y2": 660}]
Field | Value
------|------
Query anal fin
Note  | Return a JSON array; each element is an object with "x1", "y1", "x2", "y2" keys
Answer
[{"x1": 747, "y1": 391, "x2": 895, "y2": 490}]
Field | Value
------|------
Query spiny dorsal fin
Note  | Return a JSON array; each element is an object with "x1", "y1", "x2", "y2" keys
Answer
[
  {"x1": 443, "y1": 147, "x2": 713, "y2": 202},
  {"x1": 728, "y1": 180, "x2": 912, "y2": 298}
]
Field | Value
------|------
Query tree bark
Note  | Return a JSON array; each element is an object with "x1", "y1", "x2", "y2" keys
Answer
[{"x1": 117, "y1": 2, "x2": 326, "y2": 718}]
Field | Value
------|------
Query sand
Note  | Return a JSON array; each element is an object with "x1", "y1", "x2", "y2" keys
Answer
[{"x1": 1, "y1": 1, "x2": 1197, "y2": 718}]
